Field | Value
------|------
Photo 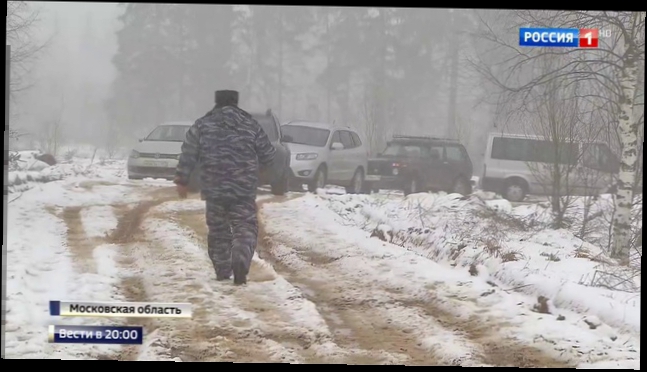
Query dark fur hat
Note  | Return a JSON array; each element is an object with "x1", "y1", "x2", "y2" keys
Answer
[{"x1": 215, "y1": 90, "x2": 239, "y2": 107}]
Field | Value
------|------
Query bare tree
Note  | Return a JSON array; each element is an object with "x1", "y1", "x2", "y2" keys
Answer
[
  {"x1": 360, "y1": 84, "x2": 387, "y2": 154},
  {"x1": 41, "y1": 96, "x2": 65, "y2": 156},
  {"x1": 472, "y1": 10, "x2": 645, "y2": 261},
  {"x1": 6, "y1": 1, "x2": 50, "y2": 97},
  {"x1": 454, "y1": 112, "x2": 473, "y2": 148}
]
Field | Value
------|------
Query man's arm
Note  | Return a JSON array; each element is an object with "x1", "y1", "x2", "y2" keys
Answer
[
  {"x1": 254, "y1": 123, "x2": 276, "y2": 169},
  {"x1": 175, "y1": 120, "x2": 201, "y2": 185}
]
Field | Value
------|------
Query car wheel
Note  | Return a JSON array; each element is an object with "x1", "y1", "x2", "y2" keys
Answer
[
  {"x1": 307, "y1": 166, "x2": 327, "y2": 193},
  {"x1": 403, "y1": 177, "x2": 420, "y2": 196},
  {"x1": 503, "y1": 179, "x2": 527, "y2": 202},
  {"x1": 346, "y1": 168, "x2": 365, "y2": 194},
  {"x1": 271, "y1": 169, "x2": 289, "y2": 196},
  {"x1": 452, "y1": 176, "x2": 473, "y2": 196}
]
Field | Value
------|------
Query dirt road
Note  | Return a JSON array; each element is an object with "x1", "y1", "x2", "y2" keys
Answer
[{"x1": 55, "y1": 182, "x2": 575, "y2": 365}]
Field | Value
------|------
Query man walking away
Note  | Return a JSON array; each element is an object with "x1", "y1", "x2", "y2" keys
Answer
[{"x1": 174, "y1": 90, "x2": 276, "y2": 285}]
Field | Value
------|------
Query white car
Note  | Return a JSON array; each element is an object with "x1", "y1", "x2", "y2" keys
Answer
[
  {"x1": 127, "y1": 114, "x2": 293, "y2": 195},
  {"x1": 127, "y1": 121, "x2": 192, "y2": 180},
  {"x1": 280, "y1": 121, "x2": 369, "y2": 193}
]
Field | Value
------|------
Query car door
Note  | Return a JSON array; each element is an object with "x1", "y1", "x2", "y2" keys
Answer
[
  {"x1": 350, "y1": 131, "x2": 368, "y2": 174},
  {"x1": 339, "y1": 130, "x2": 357, "y2": 181},
  {"x1": 327, "y1": 131, "x2": 345, "y2": 182},
  {"x1": 444, "y1": 144, "x2": 467, "y2": 185},
  {"x1": 423, "y1": 144, "x2": 451, "y2": 190}
]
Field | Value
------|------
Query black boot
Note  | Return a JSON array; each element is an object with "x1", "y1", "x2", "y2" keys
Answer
[
  {"x1": 216, "y1": 274, "x2": 231, "y2": 281},
  {"x1": 233, "y1": 262, "x2": 247, "y2": 285},
  {"x1": 216, "y1": 268, "x2": 231, "y2": 281}
]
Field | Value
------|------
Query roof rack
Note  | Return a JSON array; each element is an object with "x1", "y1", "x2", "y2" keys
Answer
[{"x1": 392, "y1": 134, "x2": 459, "y2": 142}]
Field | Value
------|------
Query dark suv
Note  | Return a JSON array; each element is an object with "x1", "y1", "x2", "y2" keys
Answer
[
  {"x1": 365, "y1": 135, "x2": 473, "y2": 196},
  {"x1": 187, "y1": 109, "x2": 292, "y2": 196}
]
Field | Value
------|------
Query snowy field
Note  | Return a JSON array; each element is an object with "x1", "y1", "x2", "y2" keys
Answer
[
  {"x1": 321, "y1": 191, "x2": 641, "y2": 333},
  {"x1": 3, "y1": 149, "x2": 641, "y2": 366}
]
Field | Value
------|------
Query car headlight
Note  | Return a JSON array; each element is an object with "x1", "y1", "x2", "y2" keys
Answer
[
  {"x1": 176, "y1": 154, "x2": 182, "y2": 160},
  {"x1": 392, "y1": 168, "x2": 399, "y2": 175},
  {"x1": 296, "y1": 153, "x2": 318, "y2": 160},
  {"x1": 130, "y1": 150, "x2": 140, "y2": 159}
]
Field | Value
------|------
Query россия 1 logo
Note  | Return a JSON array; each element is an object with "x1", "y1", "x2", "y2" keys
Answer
[{"x1": 519, "y1": 28, "x2": 599, "y2": 48}]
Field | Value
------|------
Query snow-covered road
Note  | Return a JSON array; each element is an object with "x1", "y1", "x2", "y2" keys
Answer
[{"x1": 3, "y1": 165, "x2": 641, "y2": 366}]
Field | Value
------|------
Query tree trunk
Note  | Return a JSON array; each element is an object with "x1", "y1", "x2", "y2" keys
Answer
[
  {"x1": 611, "y1": 43, "x2": 640, "y2": 261},
  {"x1": 446, "y1": 10, "x2": 459, "y2": 139},
  {"x1": 278, "y1": 9, "x2": 284, "y2": 117},
  {"x1": 325, "y1": 9, "x2": 331, "y2": 122}
]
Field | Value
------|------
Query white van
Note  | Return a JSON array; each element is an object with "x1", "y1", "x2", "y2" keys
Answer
[{"x1": 481, "y1": 133, "x2": 620, "y2": 202}]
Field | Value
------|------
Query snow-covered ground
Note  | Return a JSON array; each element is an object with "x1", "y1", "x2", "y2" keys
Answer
[
  {"x1": 321, "y1": 191, "x2": 641, "y2": 334},
  {"x1": 7, "y1": 148, "x2": 129, "y2": 193},
  {"x1": 3, "y1": 152, "x2": 641, "y2": 366},
  {"x1": 263, "y1": 192, "x2": 640, "y2": 367}
]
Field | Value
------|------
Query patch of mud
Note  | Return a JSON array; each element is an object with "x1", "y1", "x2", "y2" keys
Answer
[
  {"x1": 107, "y1": 194, "x2": 177, "y2": 361},
  {"x1": 57, "y1": 206, "x2": 101, "y2": 273}
]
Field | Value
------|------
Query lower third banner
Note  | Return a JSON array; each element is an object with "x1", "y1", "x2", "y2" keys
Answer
[{"x1": 48, "y1": 325, "x2": 144, "y2": 345}]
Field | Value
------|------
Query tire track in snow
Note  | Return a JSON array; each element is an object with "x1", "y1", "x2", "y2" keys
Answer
[
  {"x1": 159, "y1": 195, "x2": 332, "y2": 363},
  {"x1": 257, "y1": 197, "x2": 446, "y2": 365},
  {"x1": 105, "y1": 187, "x2": 179, "y2": 361},
  {"x1": 258, "y1": 198, "x2": 575, "y2": 367},
  {"x1": 105, "y1": 189, "x2": 298, "y2": 362},
  {"x1": 57, "y1": 206, "x2": 103, "y2": 274}
]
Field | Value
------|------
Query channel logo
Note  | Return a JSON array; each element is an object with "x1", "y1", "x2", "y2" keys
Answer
[{"x1": 519, "y1": 28, "x2": 599, "y2": 48}]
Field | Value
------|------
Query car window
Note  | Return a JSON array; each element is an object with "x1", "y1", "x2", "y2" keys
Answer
[
  {"x1": 445, "y1": 145, "x2": 465, "y2": 162},
  {"x1": 491, "y1": 137, "x2": 578, "y2": 165},
  {"x1": 382, "y1": 143, "x2": 428, "y2": 157},
  {"x1": 583, "y1": 143, "x2": 614, "y2": 169},
  {"x1": 146, "y1": 125, "x2": 190, "y2": 142},
  {"x1": 427, "y1": 145, "x2": 443, "y2": 160},
  {"x1": 340, "y1": 131, "x2": 354, "y2": 149},
  {"x1": 281, "y1": 125, "x2": 330, "y2": 147},
  {"x1": 331, "y1": 131, "x2": 342, "y2": 145},
  {"x1": 350, "y1": 132, "x2": 362, "y2": 147}
]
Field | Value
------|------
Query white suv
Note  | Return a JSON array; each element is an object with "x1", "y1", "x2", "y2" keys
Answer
[{"x1": 281, "y1": 121, "x2": 369, "y2": 193}]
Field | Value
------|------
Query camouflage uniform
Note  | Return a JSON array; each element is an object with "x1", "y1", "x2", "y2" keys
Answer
[{"x1": 175, "y1": 92, "x2": 276, "y2": 284}]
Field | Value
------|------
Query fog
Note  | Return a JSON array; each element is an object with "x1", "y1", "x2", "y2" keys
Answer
[
  {"x1": 9, "y1": 2, "x2": 120, "y2": 147},
  {"x1": 7, "y1": 4, "x2": 644, "y2": 177},
  {"x1": 8, "y1": 4, "x2": 494, "y2": 161}
]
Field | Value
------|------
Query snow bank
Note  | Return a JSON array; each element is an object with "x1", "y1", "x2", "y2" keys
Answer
[
  {"x1": 8, "y1": 150, "x2": 128, "y2": 194},
  {"x1": 263, "y1": 195, "x2": 640, "y2": 367},
  {"x1": 320, "y1": 192, "x2": 641, "y2": 335}
]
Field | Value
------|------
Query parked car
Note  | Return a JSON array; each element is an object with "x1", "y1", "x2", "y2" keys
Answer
[
  {"x1": 365, "y1": 135, "x2": 474, "y2": 196},
  {"x1": 127, "y1": 121, "x2": 193, "y2": 181},
  {"x1": 481, "y1": 132, "x2": 620, "y2": 202},
  {"x1": 127, "y1": 109, "x2": 292, "y2": 196},
  {"x1": 280, "y1": 121, "x2": 369, "y2": 193}
]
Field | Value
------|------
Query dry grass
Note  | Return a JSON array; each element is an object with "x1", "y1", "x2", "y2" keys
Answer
[{"x1": 531, "y1": 296, "x2": 551, "y2": 314}]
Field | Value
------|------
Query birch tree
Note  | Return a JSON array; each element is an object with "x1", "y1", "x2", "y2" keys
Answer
[{"x1": 472, "y1": 10, "x2": 645, "y2": 261}]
